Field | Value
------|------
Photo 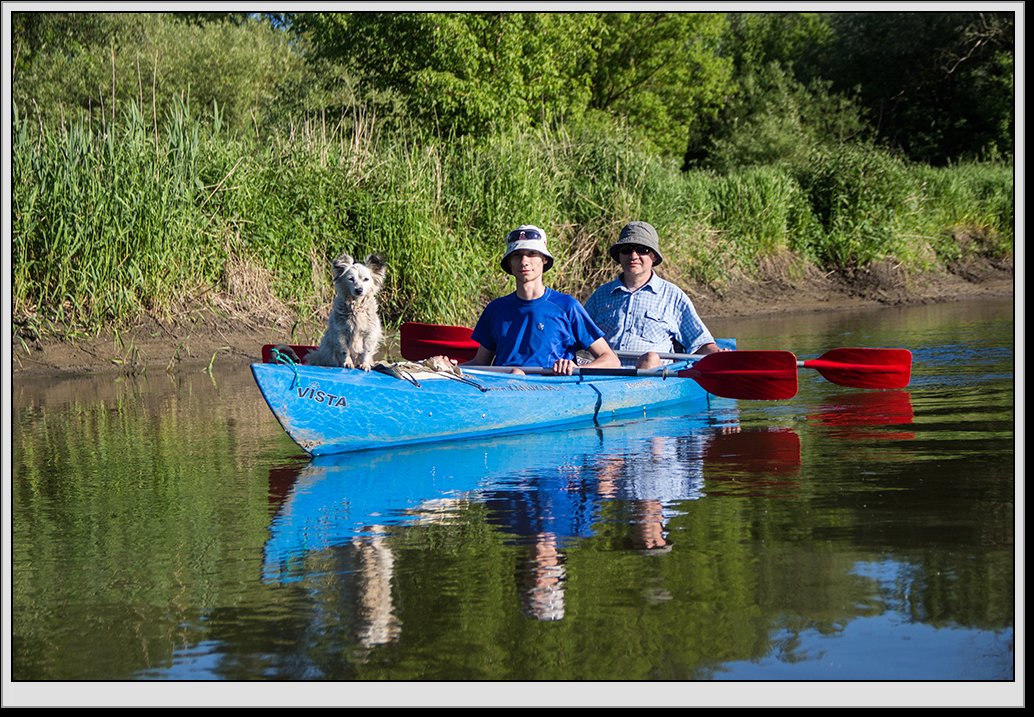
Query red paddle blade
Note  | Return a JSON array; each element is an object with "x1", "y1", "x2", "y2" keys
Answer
[
  {"x1": 801, "y1": 348, "x2": 912, "y2": 389},
  {"x1": 400, "y1": 322, "x2": 479, "y2": 362},
  {"x1": 678, "y1": 350, "x2": 798, "y2": 400}
]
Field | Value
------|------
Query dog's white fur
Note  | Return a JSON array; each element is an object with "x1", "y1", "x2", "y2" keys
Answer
[{"x1": 304, "y1": 253, "x2": 387, "y2": 371}]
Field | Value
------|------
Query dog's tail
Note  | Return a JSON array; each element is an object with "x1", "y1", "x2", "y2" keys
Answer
[{"x1": 270, "y1": 344, "x2": 303, "y2": 365}]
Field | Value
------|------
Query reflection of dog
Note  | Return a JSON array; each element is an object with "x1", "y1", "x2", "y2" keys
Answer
[{"x1": 304, "y1": 253, "x2": 386, "y2": 371}]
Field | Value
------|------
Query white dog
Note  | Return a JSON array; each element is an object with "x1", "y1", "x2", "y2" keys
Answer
[{"x1": 304, "y1": 253, "x2": 387, "y2": 371}]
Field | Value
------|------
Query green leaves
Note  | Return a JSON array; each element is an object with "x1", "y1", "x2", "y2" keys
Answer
[
  {"x1": 589, "y1": 13, "x2": 732, "y2": 157},
  {"x1": 296, "y1": 12, "x2": 734, "y2": 160},
  {"x1": 12, "y1": 13, "x2": 306, "y2": 137},
  {"x1": 297, "y1": 12, "x2": 602, "y2": 140},
  {"x1": 821, "y1": 12, "x2": 1015, "y2": 163},
  {"x1": 10, "y1": 11, "x2": 1014, "y2": 337}
]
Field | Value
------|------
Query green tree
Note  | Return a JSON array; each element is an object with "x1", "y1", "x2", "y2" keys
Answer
[
  {"x1": 11, "y1": 12, "x2": 127, "y2": 120},
  {"x1": 12, "y1": 12, "x2": 305, "y2": 135},
  {"x1": 588, "y1": 13, "x2": 733, "y2": 161},
  {"x1": 294, "y1": 12, "x2": 601, "y2": 139},
  {"x1": 701, "y1": 62, "x2": 868, "y2": 171},
  {"x1": 684, "y1": 13, "x2": 861, "y2": 170},
  {"x1": 723, "y1": 11, "x2": 834, "y2": 81},
  {"x1": 822, "y1": 11, "x2": 1015, "y2": 163},
  {"x1": 294, "y1": 12, "x2": 737, "y2": 164}
]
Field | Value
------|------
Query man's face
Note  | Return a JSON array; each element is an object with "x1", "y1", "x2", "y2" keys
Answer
[
  {"x1": 619, "y1": 244, "x2": 656, "y2": 280},
  {"x1": 509, "y1": 250, "x2": 546, "y2": 282}
]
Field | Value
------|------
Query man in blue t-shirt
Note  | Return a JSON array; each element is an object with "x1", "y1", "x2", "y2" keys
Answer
[{"x1": 463, "y1": 225, "x2": 619, "y2": 375}]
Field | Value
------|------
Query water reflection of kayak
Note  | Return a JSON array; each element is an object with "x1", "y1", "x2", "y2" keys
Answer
[{"x1": 262, "y1": 405, "x2": 800, "y2": 582}]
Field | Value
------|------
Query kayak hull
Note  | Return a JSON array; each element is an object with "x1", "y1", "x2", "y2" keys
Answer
[{"x1": 252, "y1": 358, "x2": 727, "y2": 456}]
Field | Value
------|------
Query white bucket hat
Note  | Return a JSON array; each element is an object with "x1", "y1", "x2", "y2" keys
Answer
[{"x1": 501, "y1": 224, "x2": 554, "y2": 274}]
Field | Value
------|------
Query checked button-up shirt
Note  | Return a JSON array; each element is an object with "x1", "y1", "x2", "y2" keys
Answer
[{"x1": 584, "y1": 272, "x2": 715, "y2": 357}]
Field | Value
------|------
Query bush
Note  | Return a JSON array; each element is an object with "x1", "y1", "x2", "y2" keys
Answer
[
  {"x1": 12, "y1": 13, "x2": 305, "y2": 137},
  {"x1": 703, "y1": 62, "x2": 869, "y2": 172},
  {"x1": 788, "y1": 143, "x2": 918, "y2": 268},
  {"x1": 11, "y1": 96, "x2": 1013, "y2": 338},
  {"x1": 912, "y1": 162, "x2": 1014, "y2": 263}
]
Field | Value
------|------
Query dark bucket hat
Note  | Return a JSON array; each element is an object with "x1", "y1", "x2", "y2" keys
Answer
[{"x1": 609, "y1": 221, "x2": 664, "y2": 265}]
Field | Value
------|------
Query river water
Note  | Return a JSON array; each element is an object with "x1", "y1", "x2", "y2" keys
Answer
[{"x1": 6, "y1": 298, "x2": 1019, "y2": 705}]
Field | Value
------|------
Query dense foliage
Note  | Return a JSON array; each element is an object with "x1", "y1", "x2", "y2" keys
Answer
[
  {"x1": 10, "y1": 10, "x2": 1015, "y2": 337},
  {"x1": 820, "y1": 12, "x2": 1015, "y2": 164},
  {"x1": 13, "y1": 11, "x2": 1014, "y2": 164}
]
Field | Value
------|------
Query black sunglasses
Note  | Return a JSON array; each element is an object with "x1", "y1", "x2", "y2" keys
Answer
[
  {"x1": 507, "y1": 228, "x2": 544, "y2": 243},
  {"x1": 619, "y1": 244, "x2": 654, "y2": 256}
]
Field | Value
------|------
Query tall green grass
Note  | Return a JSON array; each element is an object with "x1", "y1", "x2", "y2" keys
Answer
[
  {"x1": 12, "y1": 100, "x2": 1014, "y2": 340},
  {"x1": 911, "y1": 162, "x2": 1014, "y2": 264},
  {"x1": 12, "y1": 99, "x2": 222, "y2": 330}
]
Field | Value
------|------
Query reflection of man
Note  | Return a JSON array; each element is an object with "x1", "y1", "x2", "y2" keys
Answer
[
  {"x1": 517, "y1": 532, "x2": 567, "y2": 621},
  {"x1": 585, "y1": 221, "x2": 721, "y2": 369},
  {"x1": 595, "y1": 434, "x2": 709, "y2": 553},
  {"x1": 482, "y1": 465, "x2": 597, "y2": 621},
  {"x1": 631, "y1": 500, "x2": 671, "y2": 554}
]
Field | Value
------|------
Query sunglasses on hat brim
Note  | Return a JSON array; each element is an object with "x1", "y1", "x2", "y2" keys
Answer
[{"x1": 506, "y1": 228, "x2": 544, "y2": 243}]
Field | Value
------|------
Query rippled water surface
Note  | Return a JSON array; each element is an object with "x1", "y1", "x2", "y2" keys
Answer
[{"x1": 7, "y1": 299, "x2": 1018, "y2": 705}]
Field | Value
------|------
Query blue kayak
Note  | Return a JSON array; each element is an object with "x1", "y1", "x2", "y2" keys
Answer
[{"x1": 252, "y1": 344, "x2": 735, "y2": 456}]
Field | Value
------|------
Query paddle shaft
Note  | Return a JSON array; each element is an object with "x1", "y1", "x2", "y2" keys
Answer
[
  {"x1": 462, "y1": 350, "x2": 800, "y2": 400},
  {"x1": 465, "y1": 365, "x2": 684, "y2": 378},
  {"x1": 617, "y1": 349, "x2": 888, "y2": 368},
  {"x1": 618, "y1": 347, "x2": 912, "y2": 389},
  {"x1": 615, "y1": 349, "x2": 706, "y2": 361}
]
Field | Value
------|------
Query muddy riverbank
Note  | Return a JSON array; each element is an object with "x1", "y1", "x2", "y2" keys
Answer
[{"x1": 9, "y1": 259, "x2": 1015, "y2": 378}]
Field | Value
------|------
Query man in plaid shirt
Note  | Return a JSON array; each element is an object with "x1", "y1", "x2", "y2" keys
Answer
[{"x1": 585, "y1": 221, "x2": 721, "y2": 369}]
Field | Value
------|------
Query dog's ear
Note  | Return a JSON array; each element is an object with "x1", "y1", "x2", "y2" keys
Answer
[
  {"x1": 331, "y1": 254, "x2": 354, "y2": 278},
  {"x1": 364, "y1": 254, "x2": 387, "y2": 285}
]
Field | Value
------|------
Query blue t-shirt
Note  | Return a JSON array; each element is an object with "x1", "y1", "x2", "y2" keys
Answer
[{"x1": 472, "y1": 288, "x2": 605, "y2": 367}]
